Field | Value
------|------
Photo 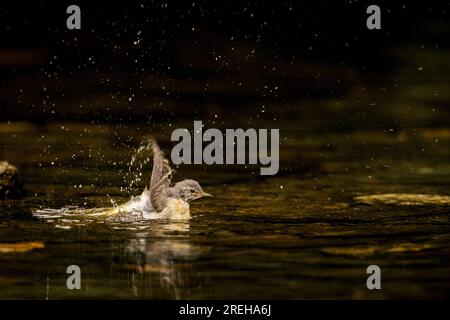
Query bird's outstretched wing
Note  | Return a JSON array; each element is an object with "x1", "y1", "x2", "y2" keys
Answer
[{"x1": 148, "y1": 137, "x2": 173, "y2": 212}]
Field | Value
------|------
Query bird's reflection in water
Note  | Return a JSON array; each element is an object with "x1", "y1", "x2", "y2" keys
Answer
[
  {"x1": 33, "y1": 215, "x2": 206, "y2": 299},
  {"x1": 121, "y1": 220, "x2": 206, "y2": 299}
]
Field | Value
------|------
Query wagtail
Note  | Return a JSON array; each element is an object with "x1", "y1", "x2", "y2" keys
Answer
[{"x1": 118, "y1": 137, "x2": 212, "y2": 220}]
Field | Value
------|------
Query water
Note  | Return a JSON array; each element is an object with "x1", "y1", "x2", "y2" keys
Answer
[{"x1": 1, "y1": 121, "x2": 450, "y2": 299}]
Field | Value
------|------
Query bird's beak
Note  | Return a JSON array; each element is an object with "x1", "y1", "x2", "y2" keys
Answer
[{"x1": 201, "y1": 191, "x2": 213, "y2": 198}]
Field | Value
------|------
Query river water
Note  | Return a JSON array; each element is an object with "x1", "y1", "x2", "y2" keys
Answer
[{"x1": 1, "y1": 116, "x2": 449, "y2": 299}]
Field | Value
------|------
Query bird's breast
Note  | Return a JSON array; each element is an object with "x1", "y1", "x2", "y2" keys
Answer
[{"x1": 161, "y1": 198, "x2": 190, "y2": 220}]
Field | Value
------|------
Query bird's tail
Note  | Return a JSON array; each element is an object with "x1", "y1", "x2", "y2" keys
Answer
[{"x1": 143, "y1": 136, "x2": 173, "y2": 190}]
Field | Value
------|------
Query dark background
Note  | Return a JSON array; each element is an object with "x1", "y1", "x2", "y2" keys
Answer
[{"x1": 1, "y1": 0, "x2": 449, "y2": 124}]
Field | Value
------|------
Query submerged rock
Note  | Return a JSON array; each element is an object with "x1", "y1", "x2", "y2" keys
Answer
[
  {"x1": 354, "y1": 193, "x2": 450, "y2": 206},
  {"x1": 0, "y1": 241, "x2": 44, "y2": 253},
  {"x1": 321, "y1": 242, "x2": 433, "y2": 257},
  {"x1": 0, "y1": 161, "x2": 24, "y2": 199}
]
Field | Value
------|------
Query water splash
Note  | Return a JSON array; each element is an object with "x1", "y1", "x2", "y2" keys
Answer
[{"x1": 107, "y1": 194, "x2": 119, "y2": 208}]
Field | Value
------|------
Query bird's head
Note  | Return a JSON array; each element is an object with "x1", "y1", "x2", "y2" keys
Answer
[{"x1": 173, "y1": 179, "x2": 212, "y2": 202}]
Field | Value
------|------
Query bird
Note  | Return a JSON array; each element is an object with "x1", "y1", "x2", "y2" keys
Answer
[
  {"x1": 112, "y1": 137, "x2": 212, "y2": 220},
  {"x1": 33, "y1": 137, "x2": 212, "y2": 221}
]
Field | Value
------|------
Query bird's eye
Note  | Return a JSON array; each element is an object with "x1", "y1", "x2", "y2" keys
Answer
[{"x1": 190, "y1": 189, "x2": 195, "y2": 193}]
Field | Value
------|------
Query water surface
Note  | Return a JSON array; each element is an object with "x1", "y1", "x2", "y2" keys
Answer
[{"x1": 1, "y1": 121, "x2": 449, "y2": 299}]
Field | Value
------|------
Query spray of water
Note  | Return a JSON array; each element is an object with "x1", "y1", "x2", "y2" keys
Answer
[
  {"x1": 33, "y1": 138, "x2": 157, "y2": 223},
  {"x1": 106, "y1": 194, "x2": 119, "y2": 208}
]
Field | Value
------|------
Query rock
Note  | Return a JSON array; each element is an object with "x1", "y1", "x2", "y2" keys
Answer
[
  {"x1": 354, "y1": 193, "x2": 450, "y2": 206},
  {"x1": 0, "y1": 241, "x2": 44, "y2": 253},
  {"x1": 0, "y1": 161, "x2": 24, "y2": 199}
]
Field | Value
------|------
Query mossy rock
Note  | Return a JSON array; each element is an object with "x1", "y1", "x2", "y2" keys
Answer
[{"x1": 0, "y1": 161, "x2": 24, "y2": 199}]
